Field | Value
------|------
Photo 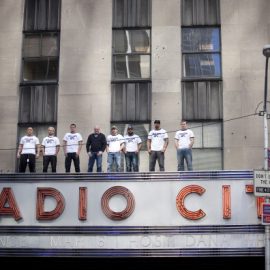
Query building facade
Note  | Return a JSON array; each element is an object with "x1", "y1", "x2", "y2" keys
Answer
[{"x1": 0, "y1": 0, "x2": 269, "y2": 172}]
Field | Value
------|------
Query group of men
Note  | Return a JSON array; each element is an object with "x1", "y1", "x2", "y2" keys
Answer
[{"x1": 17, "y1": 120, "x2": 194, "y2": 173}]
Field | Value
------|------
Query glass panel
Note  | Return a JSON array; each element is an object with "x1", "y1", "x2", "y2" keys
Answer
[
  {"x1": 113, "y1": 55, "x2": 128, "y2": 79},
  {"x1": 113, "y1": 30, "x2": 150, "y2": 54},
  {"x1": 192, "y1": 149, "x2": 222, "y2": 170},
  {"x1": 48, "y1": 0, "x2": 60, "y2": 30},
  {"x1": 181, "y1": 0, "x2": 220, "y2": 26},
  {"x1": 113, "y1": 0, "x2": 151, "y2": 27},
  {"x1": 187, "y1": 122, "x2": 202, "y2": 148},
  {"x1": 37, "y1": 0, "x2": 47, "y2": 30},
  {"x1": 129, "y1": 30, "x2": 150, "y2": 53},
  {"x1": 24, "y1": 0, "x2": 36, "y2": 31},
  {"x1": 23, "y1": 35, "x2": 40, "y2": 57},
  {"x1": 113, "y1": 31, "x2": 128, "y2": 53},
  {"x1": 129, "y1": 55, "x2": 150, "y2": 78},
  {"x1": 19, "y1": 87, "x2": 32, "y2": 123},
  {"x1": 183, "y1": 53, "x2": 221, "y2": 78},
  {"x1": 182, "y1": 28, "x2": 220, "y2": 52},
  {"x1": 203, "y1": 122, "x2": 222, "y2": 147},
  {"x1": 23, "y1": 58, "x2": 58, "y2": 81},
  {"x1": 42, "y1": 34, "x2": 58, "y2": 56},
  {"x1": 136, "y1": 83, "x2": 151, "y2": 121}
]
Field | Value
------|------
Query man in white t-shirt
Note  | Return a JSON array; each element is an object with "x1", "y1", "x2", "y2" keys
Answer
[
  {"x1": 41, "y1": 127, "x2": 60, "y2": 173},
  {"x1": 147, "y1": 120, "x2": 169, "y2": 171},
  {"x1": 124, "y1": 125, "x2": 142, "y2": 172},
  {"x1": 63, "y1": 123, "x2": 83, "y2": 173},
  {"x1": 174, "y1": 120, "x2": 195, "y2": 171},
  {"x1": 106, "y1": 126, "x2": 124, "y2": 172},
  {"x1": 17, "y1": 127, "x2": 40, "y2": 173}
]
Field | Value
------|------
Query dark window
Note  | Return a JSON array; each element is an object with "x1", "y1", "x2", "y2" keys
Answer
[
  {"x1": 111, "y1": 83, "x2": 151, "y2": 121},
  {"x1": 24, "y1": 0, "x2": 61, "y2": 31},
  {"x1": 19, "y1": 85, "x2": 57, "y2": 124},
  {"x1": 181, "y1": 0, "x2": 220, "y2": 26},
  {"x1": 182, "y1": 27, "x2": 221, "y2": 79},
  {"x1": 113, "y1": 0, "x2": 151, "y2": 27},
  {"x1": 182, "y1": 81, "x2": 222, "y2": 120}
]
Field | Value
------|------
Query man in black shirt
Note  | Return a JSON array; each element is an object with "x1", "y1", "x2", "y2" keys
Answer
[{"x1": 86, "y1": 126, "x2": 107, "y2": 172}]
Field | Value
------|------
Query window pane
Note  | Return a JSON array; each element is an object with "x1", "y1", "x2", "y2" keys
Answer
[
  {"x1": 113, "y1": 0, "x2": 151, "y2": 27},
  {"x1": 203, "y1": 122, "x2": 222, "y2": 147},
  {"x1": 19, "y1": 85, "x2": 57, "y2": 123},
  {"x1": 181, "y1": 0, "x2": 220, "y2": 26},
  {"x1": 113, "y1": 55, "x2": 128, "y2": 79},
  {"x1": 23, "y1": 58, "x2": 58, "y2": 81},
  {"x1": 188, "y1": 122, "x2": 203, "y2": 148},
  {"x1": 182, "y1": 81, "x2": 222, "y2": 120},
  {"x1": 113, "y1": 30, "x2": 150, "y2": 54},
  {"x1": 183, "y1": 53, "x2": 221, "y2": 78},
  {"x1": 24, "y1": 0, "x2": 60, "y2": 30},
  {"x1": 42, "y1": 34, "x2": 58, "y2": 56},
  {"x1": 113, "y1": 55, "x2": 150, "y2": 79},
  {"x1": 111, "y1": 83, "x2": 151, "y2": 121},
  {"x1": 23, "y1": 35, "x2": 40, "y2": 57},
  {"x1": 192, "y1": 149, "x2": 222, "y2": 170},
  {"x1": 182, "y1": 28, "x2": 220, "y2": 52}
]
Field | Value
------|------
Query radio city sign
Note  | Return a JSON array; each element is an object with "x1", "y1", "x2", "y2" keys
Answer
[{"x1": 0, "y1": 179, "x2": 262, "y2": 226}]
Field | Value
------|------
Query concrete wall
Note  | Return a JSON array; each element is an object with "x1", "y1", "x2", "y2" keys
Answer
[
  {"x1": 221, "y1": 0, "x2": 270, "y2": 169},
  {"x1": 57, "y1": 0, "x2": 112, "y2": 172},
  {"x1": 0, "y1": 0, "x2": 24, "y2": 172},
  {"x1": 151, "y1": 0, "x2": 181, "y2": 171}
]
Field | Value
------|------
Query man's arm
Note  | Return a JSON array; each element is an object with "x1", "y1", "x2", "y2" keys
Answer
[
  {"x1": 77, "y1": 140, "x2": 83, "y2": 156},
  {"x1": 36, "y1": 143, "x2": 40, "y2": 158},
  {"x1": 189, "y1": 137, "x2": 194, "y2": 148},
  {"x1": 162, "y1": 138, "x2": 169, "y2": 152},
  {"x1": 174, "y1": 139, "x2": 179, "y2": 149},
  {"x1": 17, "y1": 144, "x2": 23, "y2": 158},
  {"x1": 147, "y1": 139, "x2": 151, "y2": 154},
  {"x1": 63, "y1": 140, "x2": 67, "y2": 156}
]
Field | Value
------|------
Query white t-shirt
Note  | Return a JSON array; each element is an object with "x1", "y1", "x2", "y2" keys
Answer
[
  {"x1": 107, "y1": 134, "x2": 124, "y2": 152},
  {"x1": 124, "y1": 134, "x2": 142, "y2": 152},
  {"x1": 175, "y1": 129, "x2": 194, "y2": 149},
  {"x1": 20, "y1": 136, "x2": 40, "y2": 155},
  {"x1": 63, "y1": 133, "x2": 83, "y2": 153},
  {"x1": 148, "y1": 129, "x2": 168, "y2": 151},
  {"x1": 42, "y1": 136, "x2": 60, "y2": 155}
]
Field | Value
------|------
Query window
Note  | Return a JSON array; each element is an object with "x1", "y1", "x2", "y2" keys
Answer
[
  {"x1": 113, "y1": 0, "x2": 151, "y2": 28},
  {"x1": 113, "y1": 29, "x2": 151, "y2": 80},
  {"x1": 181, "y1": 0, "x2": 220, "y2": 26},
  {"x1": 188, "y1": 122, "x2": 222, "y2": 170},
  {"x1": 24, "y1": 0, "x2": 61, "y2": 31},
  {"x1": 181, "y1": 0, "x2": 223, "y2": 169},
  {"x1": 182, "y1": 81, "x2": 222, "y2": 120},
  {"x1": 111, "y1": 83, "x2": 151, "y2": 121},
  {"x1": 111, "y1": 0, "x2": 151, "y2": 138},
  {"x1": 182, "y1": 28, "x2": 221, "y2": 79},
  {"x1": 19, "y1": 85, "x2": 58, "y2": 124},
  {"x1": 22, "y1": 33, "x2": 59, "y2": 82}
]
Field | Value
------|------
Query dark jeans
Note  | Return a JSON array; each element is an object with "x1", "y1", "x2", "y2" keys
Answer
[
  {"x1": 177, "y1": 148, "x2": 193, "y2": 171},
  {"x1": 19, "y1": 154, "x2": 36, "y2": 173},
  {"x1": 43, "y1": 155, "x2": 57, "y2": 172},
  {"x1": 65, "y1": 152, "x2": 80, "y2": 172},
  {"x1": 149, "y1": 151, "x2": 165, "y2": 171},
  {"x1": 88, "y1": 152, "x2": 103, "y2": 172},
  {"x1": 125, "y1": 152, "x2": 139, "y2": 172}
]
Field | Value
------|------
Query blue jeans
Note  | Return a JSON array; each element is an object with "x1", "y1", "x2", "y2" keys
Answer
[
  {"x1": 149, "y1": 151, "x2": 165, "y2": 171},
  {"x1": 88, "y1": 152, "x2": 103, "y2": 172},
  {"x1": 107, "y1": 152, "x2": 121, "y2": 172},
  {"x1": 125, "y1": 152, "x2": 139, "y2": 172},
  {"x1": 177, "y1": 148, "x2": 193, "y2": 171}
]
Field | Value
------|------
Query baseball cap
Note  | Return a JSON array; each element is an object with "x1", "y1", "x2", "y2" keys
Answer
[
  {"x1": 111, "y1": 125, "x2": 117, "y2": 130},
  {"x1": 127, "y1": 124, "x2": 133, "y2": 129},
  {"x1": 154, "y1": 120, "x2": 160, "y2": 124}
]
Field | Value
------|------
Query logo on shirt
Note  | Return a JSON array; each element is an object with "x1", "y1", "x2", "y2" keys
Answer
[
  {"x1": 68, "y1": 135, "x2": 77, "y2": 140},
  {"x1": 25, "y1": 138, "x2": 34, "y2": 143},
  {"x1": 46, "y1": 139, "x2": 54, "y2": 144}
]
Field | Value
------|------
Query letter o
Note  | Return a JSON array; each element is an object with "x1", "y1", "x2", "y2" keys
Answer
[{"x1": 101, "y1": 186, "x2": 135, "y2": 220}]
